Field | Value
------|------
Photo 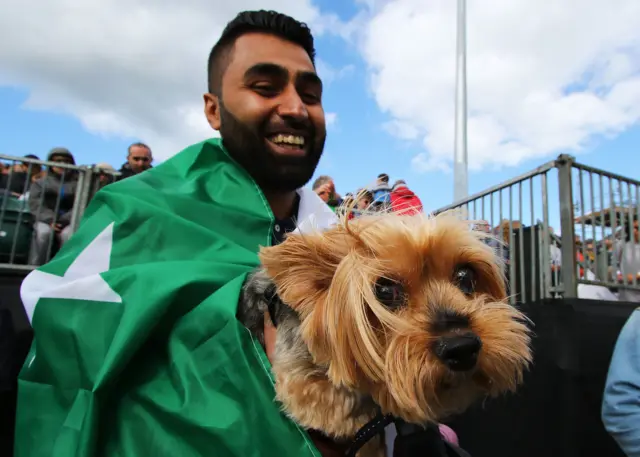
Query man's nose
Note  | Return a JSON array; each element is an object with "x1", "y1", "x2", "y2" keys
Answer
[{"x1": 276, "y1": 86, "x2": 308, "y2": 121}]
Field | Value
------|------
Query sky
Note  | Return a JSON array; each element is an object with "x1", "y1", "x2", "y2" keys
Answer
[{"x1": 1, "y1": 0, "x2": 639, "y2": 226}]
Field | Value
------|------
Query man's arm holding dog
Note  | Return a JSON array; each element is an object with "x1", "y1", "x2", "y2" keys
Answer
[{"x1": 602, "y1": 309, "x2": 640, "y2": 456}]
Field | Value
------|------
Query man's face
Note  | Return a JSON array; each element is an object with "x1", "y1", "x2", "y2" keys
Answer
[
  {"x1": 315, "y1": 180, "x2": 335, "y2": 202},
  {"x1": 50, "y1": 154, "x2": 73, "y2": 176},
  {"x1": 127, "y1": 145, "x2": 153, "y2": 174},
  {"x1": 476, "y1": 222, "x2": 490, "y2": 233},
  {"x1": 205, "y1": 33, "x2": 326, "y2": 192}
]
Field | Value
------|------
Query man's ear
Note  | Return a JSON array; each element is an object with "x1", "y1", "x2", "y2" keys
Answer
[{"x1": 203, "y1": 93, "x2": 221, "y2": 131}]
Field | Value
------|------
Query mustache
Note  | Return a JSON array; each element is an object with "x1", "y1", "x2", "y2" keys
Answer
[{"x1": 263, "y1": 118, "x2": 314, "y2": 138}]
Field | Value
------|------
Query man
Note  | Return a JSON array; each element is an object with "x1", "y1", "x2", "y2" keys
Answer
[
  {"x1": 16, "y1": 10, "x2": 337, "y2": 457},
  {"x1": 602, "y1": 307, "x2": 640, "y2": 456},
  {"x1": 389, "y1": 179, "x2": 423, "y2": 215},
  {"x1": 117, "y1": 142, "x2": 153, "y2": 180},
  {"x1": 312, "y1": 175, "x2": 341, "y2": 212},
  {"x1": 0, "y1": 154, "x2": 41, "y2": 198},
  {"x1": 27, "y1": 148, "x2": 78, "y2": 265},
  {"x1": 371, "y1": 172, "x2": 392, "y2": 210},
  {"x1": 89, "y1": 162, "x2": 117, "y2": 200}
]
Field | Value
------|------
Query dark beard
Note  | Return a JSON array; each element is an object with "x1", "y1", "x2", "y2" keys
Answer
[{"x1": 218, "y1": 102, "x2": 325, "y2": 193}]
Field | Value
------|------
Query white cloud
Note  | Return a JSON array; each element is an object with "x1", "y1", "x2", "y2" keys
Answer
[
  {"x1": 316, "y1": 59, "x2": 355, "y2": 86},
  {"x1": 0, "y1": 0, "x2": 342, "y2": 160},
  {"x1": 325, "y1": 112, "x2": 338, "y2": 128},
  {"x1": 358, "y1": 0, "x2": 640, "y2": 172}
]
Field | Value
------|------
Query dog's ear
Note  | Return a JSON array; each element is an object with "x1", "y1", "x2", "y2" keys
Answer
[{"x1": 258, "y1": 230, "x2": 346, "y2": 316}]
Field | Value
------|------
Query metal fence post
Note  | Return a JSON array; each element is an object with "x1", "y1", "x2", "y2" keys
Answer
[
  {"x1": 69, "y1": 166, "x2": 94, "y2": 232},
  {"x1": 556, "y1": 154, "x2": 577, "y2": 298}
]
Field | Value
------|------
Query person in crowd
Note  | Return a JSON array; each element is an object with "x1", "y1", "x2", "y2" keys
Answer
[
  {"x1": 89, "y1": 162, "x2": 117, "y2": 200},
  {"x1": 614, "y1": 219, "x2": 640, "y2": 302},
  {"x1": 0, "y1": 154, "x2": 41, "y2": 198},
  {"x1": 27, "y1": 147, "x2": 78, "y2": 265},
  {"x1": 356, "y1": 189, "x2": 373, "y2": 212},
  {"x1": 16, "y1": 10, "x2": 342, "y2": 457},
  {"x1": 370, "y1": 172, "x2": 392, "y2": 210},
  {"x1": 117, "y1": 142, "x2": 153, "y2": 181},
  {"x1": 389, "y1": 179, "x2": 423, "y2": 215},
  {"x1": 602, "y1": 306, "x2": 640, "y2": 455},
  {"x1": 312, "y1": 175, "x2": 342, "y2": 212}
]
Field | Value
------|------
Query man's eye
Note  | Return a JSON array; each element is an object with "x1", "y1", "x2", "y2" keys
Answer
[
  {"x1": 301, "y1": 92, "x2": 321, "y2": 104},
  {"x1": 252, "y1": 84, "x2": 278, "y2": 96}
]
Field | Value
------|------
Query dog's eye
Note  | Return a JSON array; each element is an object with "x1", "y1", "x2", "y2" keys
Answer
[
  {"x1": 454, "y1": 266, "x2": 476, "y2": 295},
  {"x1": 374, "y1": 278, "x2": 405, "y2": 309}
]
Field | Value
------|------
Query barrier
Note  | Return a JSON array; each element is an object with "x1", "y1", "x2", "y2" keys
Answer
[
  {"x1": 434, "y1": 154, "x2": 640, "y2": 304},
  {"x1": 0, "y1": 154, "x2": 120, "y2": 269}
]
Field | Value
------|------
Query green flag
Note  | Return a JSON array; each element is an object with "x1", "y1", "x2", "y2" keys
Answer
[{"x1": 17, "y1": 138, "x2": 337, "y2": 457}]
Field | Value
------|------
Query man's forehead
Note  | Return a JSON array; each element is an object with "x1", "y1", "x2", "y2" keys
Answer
[
  {"x1": 130, "y1": 146, "x2": 151, "y2": 155},
  {"x1": 228, "y1": 32, "x2": 315, "y2": 75}
]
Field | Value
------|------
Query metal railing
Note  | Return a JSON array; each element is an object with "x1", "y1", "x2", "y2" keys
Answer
[
  {"x1": 1, "y1": 154, "x2": 120, "y2": 271},
  {"x1": 434, "y1": 154, "x2": 640, "y2": 304}
]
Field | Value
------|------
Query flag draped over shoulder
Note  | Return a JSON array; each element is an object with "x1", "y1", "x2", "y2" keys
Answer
[{"x1": 16, "y1": 138, "x2": 335, "y2": 457}]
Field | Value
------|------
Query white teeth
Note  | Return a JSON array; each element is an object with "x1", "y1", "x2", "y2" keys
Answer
[{"x1": 271, "y1": 134, "x2": 305, "y2": 146}]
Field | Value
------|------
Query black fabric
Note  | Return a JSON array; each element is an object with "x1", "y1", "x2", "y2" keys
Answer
[
  {"x1": 0, "y1": 269, "x2": 32, "y2": 457},
  {"x1": 393, "y1": 422, "x2": 471, "y2": 457},
  {"x1": 271, "y1": 193, "x2": 300, "y2": 246},
  {"x1": 445, "y1": 298, "x2": 635, "y2": 457},
  {"x1": 0, "y1": 171, "x2": 29, "y2": 196}
]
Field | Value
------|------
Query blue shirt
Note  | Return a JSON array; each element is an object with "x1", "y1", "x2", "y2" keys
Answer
[{"x1": 602, "y1": 309, "x2": 640, "y2": 456}]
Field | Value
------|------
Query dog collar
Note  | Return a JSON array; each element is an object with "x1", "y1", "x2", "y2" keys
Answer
[{"x1": 344, "y1": 413, "x2": 394, "y2": 457}]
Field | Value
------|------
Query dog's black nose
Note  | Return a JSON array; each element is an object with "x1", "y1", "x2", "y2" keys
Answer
[{"x1": 434, "y1": 333, "x2": 482, "y2": 372}]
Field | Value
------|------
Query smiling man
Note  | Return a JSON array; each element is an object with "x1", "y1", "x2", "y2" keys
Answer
[
  {"x1": 15, "y1": 10, "x2": 336, "y2": 457},
  {"x1": 204, "y1": 14, "x2": 326, "y2": 222}
]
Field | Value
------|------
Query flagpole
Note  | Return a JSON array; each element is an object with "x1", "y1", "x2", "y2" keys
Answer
[{"x1": 453, "y1": 0, "x2": 468, "y2": 204}]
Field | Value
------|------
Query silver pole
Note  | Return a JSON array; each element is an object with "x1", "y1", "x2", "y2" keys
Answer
[{"x1": 453, "y1": 0, "x2": 469, "y2": 203}]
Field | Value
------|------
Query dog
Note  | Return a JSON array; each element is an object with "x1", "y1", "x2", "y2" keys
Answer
[{"x1": 238, "y1": 211, "x2": 532, "y2": 454}]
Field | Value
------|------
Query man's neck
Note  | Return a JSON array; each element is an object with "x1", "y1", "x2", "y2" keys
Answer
[{"x1": 263, "y1": 190, "x2": 298, "y2": 220}]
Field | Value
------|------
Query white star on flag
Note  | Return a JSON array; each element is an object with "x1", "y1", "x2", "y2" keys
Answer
[{"x1": 21, "y1": 222, "x2": 123, "y2": 323}]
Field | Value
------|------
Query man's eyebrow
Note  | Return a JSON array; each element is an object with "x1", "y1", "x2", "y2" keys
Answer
[
  {"x1": 243, "y1": 63, "x2": 323, "y2": 89},
  {"x1": 243, "y1": 63, "x2": 288, "y2": 80},
  {"x1": 296, "y1": 71, "x2": 323, "y2": 90}
]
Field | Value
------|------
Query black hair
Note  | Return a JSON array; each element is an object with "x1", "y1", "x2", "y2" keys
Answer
[
  {"x1": 207, "y1": 10, "x2": 316, "y2": 95},
  {"x1": 378, "y1": 173, "x2": 389, "y2": 183}
]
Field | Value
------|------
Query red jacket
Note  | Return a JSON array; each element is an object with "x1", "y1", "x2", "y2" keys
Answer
[{"x1": 390, "y1": 186, "x2": 423, "y2": 215}]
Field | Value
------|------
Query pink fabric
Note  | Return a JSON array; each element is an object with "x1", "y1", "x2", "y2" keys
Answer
[{"x1": 438, "y1": 424, "x2": 459, "y2": 446}]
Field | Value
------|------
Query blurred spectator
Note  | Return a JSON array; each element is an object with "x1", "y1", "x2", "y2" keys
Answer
[
  {"x1": 371, "y1": 173, "x2": 392, "y2": 209},
  {"x1": 89, "y1": 162, "x2": 117, "y2": 200},
  {"x1": 356, "y1": 190, "x2": 373, "y2": 211},
  {"x1": 118, "y1": 143, "x2": 153, "y2": 181},
  {"x1": 341, "y1": 192, "x2": 354, "y2": 208},
  {"x1": 390, "y1": 180, "x2": 423, "y2": 215},
  {"x1": 614, "y1": 219, "x2": 640, "y2": 302},
  {"x1": 549, "y1": 227, "x2": 562, "y2": 273},
  {"x1": 312, "y1": 175, "x2": 342, "y2": 212},
  {"x1": 28, "y1": 148, "x2": 78, "y2": 265},
  {"x1": 0, "y1": 154, "x2": 41, "y2": 198}
]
